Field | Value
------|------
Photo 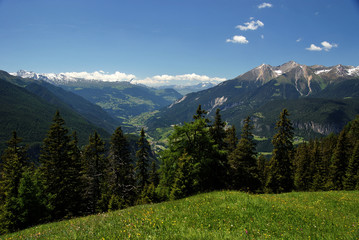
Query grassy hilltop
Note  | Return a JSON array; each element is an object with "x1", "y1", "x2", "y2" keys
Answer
[{"x1": 2, "y1": 191, "x2": 359, "y2": 240}]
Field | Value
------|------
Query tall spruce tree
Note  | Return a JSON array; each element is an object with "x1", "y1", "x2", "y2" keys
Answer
[
  {"x1": 293, "y1": 142, "x2": 312, "y2": 191},
  {"x1": 135, "y1": 128, "x2": 150, "y2": 194},
  {"x1": 343, "y1": 141, "x2": 359, "y2": 190},
  {"x1": 0, "y1": 131, "x2": 29, "y2": 233},
  {"x1": 228, "y1": 116, "x2": 260, "y2": 192},
  {"x1": 310, "y1": 139, "x2": 326, "y2": 191},
  {"x1": 224, "y1": 125, "x2": 238, "y2": 152},
  {"x1": 210, "y1": 109, "x2": 227, "y2": 149},
  {"x1": 38, "y1": 111, "x2": 74, "y2": 220},
  {"x1": 327, "y1": 129, "x2": 349, "y2": 190},
  {"x1": 16, "y1": 170, "x2": 46, "y2": 231},
  {"x1": 82, "y1": 131, "x2": 106, "y2": 214},
  {"x1": 169, "y1": 152, "x2": 197, "y2": 200},
  {"x1": 108, "y1": 127, "x2": 136, "y2": 209},
  {"x1": 265, "y1": 109, "x2": 294, "y2": 193}
]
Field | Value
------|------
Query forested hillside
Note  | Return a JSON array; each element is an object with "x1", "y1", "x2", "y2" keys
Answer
[
  {"x1": 1, "y1": 107, "x2": 359, "y2": 234},
  {"x1": 0, "y1": 76, "x2": 110, "y2": 153}
]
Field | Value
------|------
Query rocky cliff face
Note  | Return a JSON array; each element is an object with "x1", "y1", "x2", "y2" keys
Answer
[{"x1": 294, "y1": 121, "x2": 342, "y2": 135}]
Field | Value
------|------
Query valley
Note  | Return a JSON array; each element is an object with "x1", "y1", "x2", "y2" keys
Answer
[{"x1": 5, "y1": 61, "x2": 359, "y2": 153}]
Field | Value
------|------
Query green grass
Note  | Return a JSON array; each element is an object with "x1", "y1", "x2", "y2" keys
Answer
[
  {"x1": 253, "y1": 135, "x2": 268, "y2": 141},
  {"x1": 2, "y1": 191, "x2": 359, "y2": 239}
]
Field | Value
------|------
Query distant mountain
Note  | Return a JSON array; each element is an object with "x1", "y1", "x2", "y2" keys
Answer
[
  {"x1": 0, "y1": 71, "x2": 111, "y2": 153},
  {"x1": 156, "y1": 82, "x2": 219, "y2": 95},
  {"x1": 12, "y1": 70, "x2": 183, "y2": 127},
  {"x1": 145, "y1": 61, "x2": 359, "y2": 151}
]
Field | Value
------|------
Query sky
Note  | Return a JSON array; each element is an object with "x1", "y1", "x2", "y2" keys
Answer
[{"x1": 1, "y1": 0, "x2": 359, "y2": 86}]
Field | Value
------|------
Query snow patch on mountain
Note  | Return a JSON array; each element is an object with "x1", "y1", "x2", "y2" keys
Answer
[
  {"x1": 315, "y1": 69, "x2": 331, "y2": 75},
  {"x1": 347, "y1": 66, "x2": 359, "y2": 76}
]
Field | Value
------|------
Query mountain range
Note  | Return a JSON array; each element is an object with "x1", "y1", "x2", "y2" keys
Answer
[
  {"x1": 145, "y1": 61, "x2": 359, "y2": 151},
  {"x1": 5, "y1": 61, "x2": 359, "y2": 153},
  {"x1": 0, "y1": 70, "x2": 115, "y2": 155},
  {"x1": 12, "y1": 70, "x2": 183, "y2": 128}
]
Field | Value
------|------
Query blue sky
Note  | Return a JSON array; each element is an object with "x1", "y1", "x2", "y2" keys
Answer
[{"x1": 1, "y1": 0, "x2": 359, "y2": 85}]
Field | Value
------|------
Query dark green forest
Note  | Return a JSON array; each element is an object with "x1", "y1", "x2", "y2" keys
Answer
[{"x1": 1, "y1": 107, "x2": 359, "y2": 234}]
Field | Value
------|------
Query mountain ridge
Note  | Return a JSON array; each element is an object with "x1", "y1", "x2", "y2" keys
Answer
[{"x1": 145, "y1": 61, "x2": 359, "y2": 151}]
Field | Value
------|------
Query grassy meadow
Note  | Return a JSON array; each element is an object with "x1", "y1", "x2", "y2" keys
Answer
[{"x1": 1, "y1": 191, "x2": 358, "y2": 240}]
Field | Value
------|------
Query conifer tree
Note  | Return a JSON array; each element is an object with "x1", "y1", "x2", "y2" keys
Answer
[
  {"x1": 135, "y1": 128, "x2": 150, "y2": 194},
  {"x1": 149, "y1": 160, "x2": 160, "y2": 187},
  {"x1": 327, "y1": 129, "x2": 349, "y2": 190},
  {"x1": 210, "y1": 109, "x2": 227, "y2": 149},
  {"x1": 137, "y1": 160, "x2": 160, "y2": 204},
  {"x1": 193, "y1": 104, "x2": 208, "y2": 121},
  {"x1": 0, "y1": 131, "x2": 29, "y2": 233},
  {"x1": 158, "y1": 107, "x2": 222, "y2": 198},
  {"x1": 66, "y1": 131, "x2": 84, "y2": 216},
  {"x1": 82, "y1": 131, "x2": 106, "y2": 214},
  {"x1": 310, "y1": 139, "x2": 326, "y2": 191},
  {"x1": 293, "y1": 142, "x2": 312, "y2": 191},
  {"x1": 343, "y1": 141, "x2": 359, "y2": 190},
  {"x1": 228, "y1": 116, "x2": 260, "y2": 192},
  {"x1": 39, "y1": 111, "x2": 83, "y2": 219},
  {"x1": 16, "y1": 170, "x2": 46, "y2": 230},
  {"x1": 224, "y1": 125, "x2": 238, "y2": 152},
  {"x1": 256, "y1": 154, "x2": 267, "y2": 190},
  {"x1": 170, "y1": 152, "x2": 197, "y2": 200},
  {"x1": 265, "y1": 109, "x2": 294, "y2": 193},
  {"x1": 108, "y1": 127, "x2": 136, "y2": 209}
]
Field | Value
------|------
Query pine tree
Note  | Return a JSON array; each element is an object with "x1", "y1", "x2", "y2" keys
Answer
[
  {"x1": 108, "y1": 127, "x2": 136, "y2": 209},
  {"x1": 310, "y1": 139, "x2": 326, "y2": 191},
  {"x1": 0, "y1": 131, "x2": 29, "y2": 233},
  {"x1": 210, "y1": 109, "x2": 227, "y2": 149},
  {"x1": 39, "y1": 111, "x2": 83, "y2": 220},
  {"x1": 209, "y1": 108, "x2": 229, "y2": 189},
  {"x1": 149, "y1": 160, "x2": 160, "y2": 187},
  {"x1": 193, "y1": 104, "x2": 208, "y2": 122},
  {"x1": 293, "y1": 142, "x2": 311, "y2": 191},
  {"x1": 16, "y1": 170, "x2": 46, "y2": 230},
  {"x1": 327, "y1": 129, "x2": 349, "y2": 190},
  {"x1": 170, "y1": 152, "x2": 198, "y2": 200},
  {"x1": 228, "y1": 116, "x2": 260, "y2": 192},
  {"x1": 224, "y1": 125, "x2": 238, "y2": 152},
  {"x1": 343, "y1": 141, "x2": 359, "y2": 190},
  {"x1": 256, "y1": 154, "x2": 267, "y2": 191},
  {"x1": 265, "y1": 109, "x2": 294, "y2": 193},
  {"x1": 135, "y1": 128, "x2": 150, "y2": 194},
  {"x1": 82, "y1": 131, "x2": 106, "y2": 214}
]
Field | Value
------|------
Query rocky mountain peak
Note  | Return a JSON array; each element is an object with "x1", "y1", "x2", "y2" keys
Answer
[{"x1": 278, "y1": 61, "x2": 300, "y2": 73}]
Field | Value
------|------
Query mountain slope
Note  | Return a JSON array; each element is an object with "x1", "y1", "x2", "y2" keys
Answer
[
  {"x1": 146, "y1": 61, "x2": 359, "y2": 146},
  {"x1": 0, "y1": 72, "x2": 110, "y2": 153},
  {"x1": 1, "y1": 70, "x2": 120, "y2": 133},
  {"x1": 12, "y1": 70, "x2": 183, "y2": 124}
]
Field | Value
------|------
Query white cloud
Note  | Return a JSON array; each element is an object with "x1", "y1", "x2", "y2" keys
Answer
[
  {"x1": 261, "y1": 35, "x2": 264, "y2": 39},
  {"x1": 306, "y1": 44, "x2": 322, "y2": 51},
  {"x1": 321, "y1": 41, "x2": 338, "y2": 51},
  {"x1": 236, "y1": 19, "x2": 264, "y2": 31},
  {"x1": 306, "y1": 41, "x2": 338, "y2": 52},
  {"x1": 258, "y1": 3, "x2": 273, "y2": 9},
  {"x1": 134, "y1": 73, "x2": 226, "y2": 86},
  {"x1": 296, "y1": 38, "x2": 302, "y2": 42},
  {"x1": 59, "y1": 71, "x2": 136, "y2": 82},
  {"x1": 226, "y1": 35, "x2": 249, "y2": 44}
]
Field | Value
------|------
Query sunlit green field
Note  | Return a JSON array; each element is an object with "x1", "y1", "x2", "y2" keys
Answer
[{"x1": 2, "y1": 191, "x2": 359, "y2": 239}]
